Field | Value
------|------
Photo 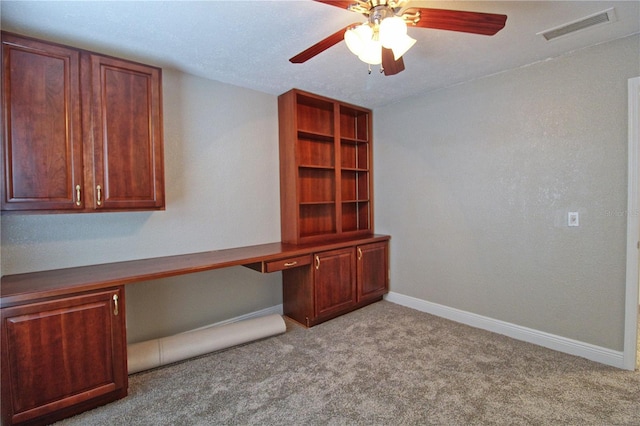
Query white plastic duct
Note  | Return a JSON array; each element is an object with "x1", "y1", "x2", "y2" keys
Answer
[{"x1": 127, "y1": 314, "x2": 286, "y2": 374}]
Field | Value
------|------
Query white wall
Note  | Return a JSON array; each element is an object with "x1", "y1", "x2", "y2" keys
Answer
[
  {"x1": 375, "y1": 35, "x2": 640, "y2": 351},
  {"x1": 1, "y1": 69, "x2": 284, "y2": 343}
]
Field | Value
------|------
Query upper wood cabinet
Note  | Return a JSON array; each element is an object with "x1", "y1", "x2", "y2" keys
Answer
[
  {"x1": 278, "y1": 89, "x2": 373, "y2": 244},
  {"x1": 1, "y1": 32, "x2": 164, "y2": 212}
]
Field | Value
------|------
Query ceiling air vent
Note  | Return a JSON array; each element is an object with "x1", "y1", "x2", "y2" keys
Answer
[{"x1": 538, "y1": 8, "x2": 617, "y2": 41}]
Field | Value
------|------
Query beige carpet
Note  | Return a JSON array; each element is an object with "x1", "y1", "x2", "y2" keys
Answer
[{"x1": 55, "y1": 301, "x2": 640, "y2": 425}]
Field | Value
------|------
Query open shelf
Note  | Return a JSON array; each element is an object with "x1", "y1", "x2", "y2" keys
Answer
[
  {"x1": 296, "y1": 93, "x2": 334, "y2": 136},
  {"x1": 298, "y1": 133, "x2": 334, "y2": 168},
  {"x1": 300, "y1": 203, "x2": 336, "y2": 237},
  {"x1": 341, "y1": 170, "x2": 369, "y2": 202},
  {"x1": 342, "y1": 201, "x2": 370, "y2": 232},
  {"x1": 298, "y1": 168, "x2": 335, "y2": 203},
  {"x1": 340, "y1": 105, "x2": 369, "y2": 141},
  {"x1": 279, "y1": 89, "x2": 373, "y2": 244},
  {"x1": 340, "y1": 140, "x2": 368, "y2": 170}
]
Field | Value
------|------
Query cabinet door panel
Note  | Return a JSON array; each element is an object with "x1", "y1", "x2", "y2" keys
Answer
[
  {"x1": 89, "y1": 54, "x2": 164, "y2": 210},
  {"x1": 1, "y1": 34, "x2": 83, "y2": 210},
  {"x1": 357, "y1": 241, "x2": 389, "y2": 302},
  {"x1": 0, "y1": 289, "x2": 127, "y2": 425},
  {"x1": 314, "y1": 247, "x2": 356, "y2": 318}
]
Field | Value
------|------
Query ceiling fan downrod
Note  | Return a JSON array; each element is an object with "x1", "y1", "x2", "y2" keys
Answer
[{"x1": 348, "y1": 0, "x2": 408, "y2": 16}]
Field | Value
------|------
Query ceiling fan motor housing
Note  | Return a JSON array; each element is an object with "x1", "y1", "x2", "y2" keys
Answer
[{"x1": 370, "y1": 5, "x2": 396, "y2": 25}]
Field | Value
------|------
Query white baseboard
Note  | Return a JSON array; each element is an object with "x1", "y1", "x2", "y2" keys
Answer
[
  {"x1": 384, "y1": 292, "x2": 625, "y2": 369},
  {"x1": 181, "y1": 304, "x2": 284, "y2": 334}
]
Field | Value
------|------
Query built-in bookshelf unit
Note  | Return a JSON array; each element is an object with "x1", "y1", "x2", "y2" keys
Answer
[{"x1": 278, "y1": 89, "x2": 373, "y2": 244}]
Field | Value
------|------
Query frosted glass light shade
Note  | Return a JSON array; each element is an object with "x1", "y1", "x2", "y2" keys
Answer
[
  {"x1": 345, "y1": 24, "x2": 373, "y2": 56},
  {"x1": 358, "y1": 39, "x2": 382, "y2": 65},
  {"x1": 391, "y1": 34, "x2": 417, "y2": 60},
  {"x1": 379, "y1": 16, "x2": 407, "y2": 49}
]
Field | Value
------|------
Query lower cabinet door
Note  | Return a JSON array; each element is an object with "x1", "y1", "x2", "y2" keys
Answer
[
  {"x1": 1, "y1": 288, "x2": 128, "y2": 426},
  {"x1": 314, "y1": 247, "x2": 356, "y2": 319},
  {"x1": 357, "y1": 241, "x2": 389, "y2": 303}
]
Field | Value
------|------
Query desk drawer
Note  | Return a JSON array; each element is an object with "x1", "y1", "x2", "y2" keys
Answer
[{"x1": 265, "y1": 255, "x2": 311, "y2": 272}]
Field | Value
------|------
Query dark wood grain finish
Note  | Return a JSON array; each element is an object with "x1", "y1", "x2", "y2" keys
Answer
[
  {"x1": 282, "y1": 265, "x2": 314, "y2": 326},
  {"x1": 1, "y1": 32, "x2": 164, "y2": 213},
  {"x1": 404, "y1": 8, "x2": 507, "y2": 35},
  {"x1": 289, "y1": 24, "x2": 357, "y2": 64},
  {"x1": 314, "y1": 247, "x2": 356, "y2": 318},
  {"x1": 0, "y1": 235, "x2": 390, "y2": 308},
  {"x1": 0, "y1": 236, "x2": 389, "y2": 425},
  {"x1": 382, "y1": 47, "x2": 405, "y2": 76},
  {"x1": 278, "y1": 89, "x2": 373, "y2": 245},
  {"x1": 282, "y1": 238, "x2": 389, "y2": 328},
  {"x1": 1, "y1": 288, "x2": 127, "y2": 426},
  {"x1": 1, "y1": 33, "x2": 83, "y2": 211},
  {"x1": 357, "y1": 241, "x2": 389, "y2": 303},
  {"x1": 88, "y1": 54, "x2": 164, "y2": 210},
  {"x1": 312, "y1": 0, "x2": 354, "y2": 10}
]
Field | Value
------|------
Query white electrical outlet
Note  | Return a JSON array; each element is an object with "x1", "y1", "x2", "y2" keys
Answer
[{"x1": 568, "y1": 212, "x2": 579, "y2": 227}]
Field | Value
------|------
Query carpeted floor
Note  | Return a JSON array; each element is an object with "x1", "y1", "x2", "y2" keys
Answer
[{"x1": 55, "y1": 301, "x2": 639, "y2": 425}]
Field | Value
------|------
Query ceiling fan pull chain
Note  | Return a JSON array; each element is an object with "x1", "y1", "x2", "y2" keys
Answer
[{"x1": 368, "y1": 64, "x2": 372, "y2": 74}]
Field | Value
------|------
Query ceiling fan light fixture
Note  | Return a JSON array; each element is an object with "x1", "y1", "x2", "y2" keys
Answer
[
  {"x1": 290, "y1": 1, "x2": 507, "y2": 76},
  {"x1": 345, "y1": 23, "x2": 373, "y2": 56},
  {"x1": 390, "y1": 33, "x2": 416, "y2": 60},
  {"x1": 379, "y1": 16, "x2": 408, "y2": 49},
  {"x1": 358, "y1": 38, "x2": 382, "y2": 65}
]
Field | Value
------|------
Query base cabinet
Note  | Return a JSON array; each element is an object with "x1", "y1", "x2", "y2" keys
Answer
[
  {"x1": 315, "y1": 247, "x2": 357, "y2": 319},
  {"x1": 357, "y1": 241, "x2": 389, "y2": 303},
  {"x1": 0, "y1": 288, "x2": 128, "y2": 426},
  {"x1": 283, "y1": 240, "x2": 389, "y2": 327}
]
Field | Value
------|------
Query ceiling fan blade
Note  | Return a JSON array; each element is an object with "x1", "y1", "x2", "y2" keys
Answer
[
  {"x1": 381, "y1": 48, "x2": 405, "y2": 76},
  {"x1": 403, "y1": 8, "x2": 507, "y2": 35},
  {"x1": 313, "y1": 0, "x2": 354, "y2": 10},
  {"x1": 289, "y1": 24, "x2": 358, "y2": 63}
]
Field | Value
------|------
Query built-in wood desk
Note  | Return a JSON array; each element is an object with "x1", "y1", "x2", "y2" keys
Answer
[{"x1": 0, "y1": 234, "x2": 390, "y2": 426}]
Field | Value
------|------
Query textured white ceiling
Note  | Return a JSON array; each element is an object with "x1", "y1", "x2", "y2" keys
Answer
[{"x1": 1, "y1": 1, "x2": 638, "y2": 108}]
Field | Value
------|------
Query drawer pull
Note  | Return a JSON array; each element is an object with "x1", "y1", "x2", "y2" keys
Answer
[
  {"x1": 357, "y1": 247, "x2": 363, "y2": 260},
  {"x1": 284, "y1": 261, "x2": 298, "y2": 267},
  {"x1": 315, "y1": 255, "x2": 320, "y2": 270},
  {"x1": 113, "y1": 294, "x2": 119, "y2": 316},
  {"x1": 96, "y1": 185, "x2": 102, "y2": 206},
  {"x1": 75, "y1": 184, "x2": 81, "y2": 206}
]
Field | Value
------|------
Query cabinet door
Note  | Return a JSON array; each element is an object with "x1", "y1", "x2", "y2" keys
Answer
[
  {"x1": 357, "y1": 241, "x2": 389, "y2": 302},
  {"x1": 88, "y1": 53, "x2": 164, "y2": 210},
  {"x1": 1, "y1": 33, "x2": 83, "y2": 211},
  {"x1": 314, "y1": 247, "x2": 356, "y2": 318},
  {"x1": 0, "y1": 289, "x2": 127, "y2": 426}
]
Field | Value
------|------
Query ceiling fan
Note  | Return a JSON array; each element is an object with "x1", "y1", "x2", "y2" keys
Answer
[{"x1": 289, "y1": 0, "x2": 507, "y2": 76}]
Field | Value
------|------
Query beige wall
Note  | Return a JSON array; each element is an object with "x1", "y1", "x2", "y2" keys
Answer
[
  {"x1": 1, "y1": 69, "x2": 283, "y2": 343},
  {"x1": 374, "y1": 34, "x2": 640, "y2": 351},
  {"x1": 2, "y1": 33, "x2": 638, "y2": 350}
]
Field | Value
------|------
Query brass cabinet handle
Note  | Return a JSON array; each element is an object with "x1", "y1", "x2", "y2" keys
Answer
[
  {"x1": 284, "y1": 261, "x2": 298, "y2": 267},
  {"x1": 96, "y1": 185, "x2": 102, "y2": 206},
  {"x1": 357, "y1": 247, "x2": 363, "y2": 260},
  {"x1": 75, "y1": 185, "x2": 81, "y2": 206},
  {"x1": 315, "y1": 255, "x2": 320, "y2": 270},
  {"x1": 113, "y1": 294, "x2": 119, "y2": 316}
]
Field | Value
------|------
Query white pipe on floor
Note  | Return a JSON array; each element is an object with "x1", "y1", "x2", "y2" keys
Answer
[{"x1": 127, "y1": 314, "x2": 286, "y2": 374}]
